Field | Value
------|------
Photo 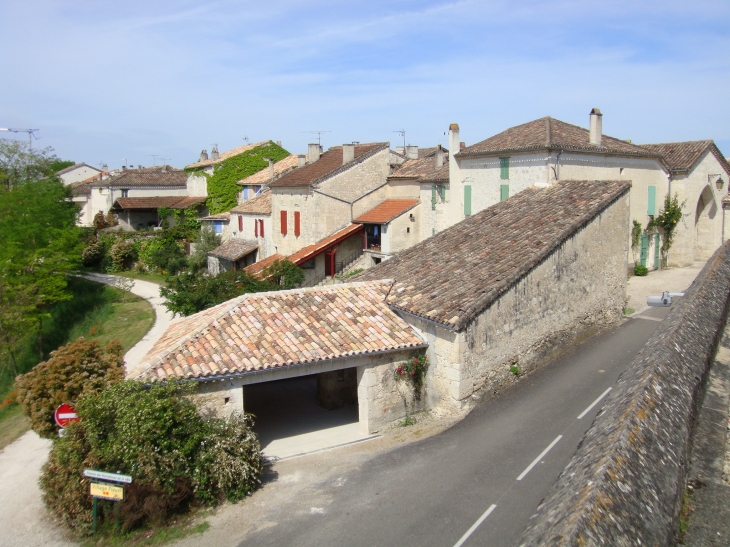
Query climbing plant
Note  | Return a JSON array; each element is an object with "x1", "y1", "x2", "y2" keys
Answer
[
  {"x1": 648, "y1": 193, "x2": 684, "y2": 266},
  {"x1": 187, "y1": 142, "x2": 289, "y2": 215},
  {"x1": 630, "y1": 220, "x2": 642, "y2": 265}
]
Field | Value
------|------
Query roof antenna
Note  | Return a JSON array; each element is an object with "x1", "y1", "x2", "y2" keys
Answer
[
  {"x1": 394, "y1": 129, "x2": 406, "y2": 151},
  {"x1": 302, "y1": 130, "x2": 331, "y2": 146},
  {"x1": 242, "y1": 136, "x2": 249, "y2": 143},
  {"x1": 147, "y1": 154, "x2": 159, "y2": 166}
]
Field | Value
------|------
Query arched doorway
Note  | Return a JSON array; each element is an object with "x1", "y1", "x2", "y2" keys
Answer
[{"x1": 695, "y1": 185, "x2": 718, "y2": 261}]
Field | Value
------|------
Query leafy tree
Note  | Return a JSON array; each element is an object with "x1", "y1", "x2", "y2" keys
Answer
[
  {"x1": 15, "y1": 337, "x2": 124, "y2": 438},
  {"x1": 188, "y1": 227, "x2": 221, "y2": 272},
  {"x1": 41, "y1": 380, "x2": 263, "y2": 533},
  {"x1": 49, "y1": 159, "x2": 75, "y2": 173},
  {"x1": 261, "y1": 259, "x2": 305, "y2": 289},
  {"x1": 0, "y1": 138, "x2": 63, "y2": 190}
]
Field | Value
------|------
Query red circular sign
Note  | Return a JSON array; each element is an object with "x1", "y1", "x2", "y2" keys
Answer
[{"x1": 54, "y1": 403, "x2": 79, "y2": 428}]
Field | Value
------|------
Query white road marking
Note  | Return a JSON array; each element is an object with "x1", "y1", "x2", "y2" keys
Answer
[
  {"x1": 577, "y1": 387, "x2": 613, "y2": 420},
  {"x1": 516, "y1": 436, "x2": 562, "y2": 481},
  {"x1": 452, "y1": 504, "x2": 497, "y2": 547}
]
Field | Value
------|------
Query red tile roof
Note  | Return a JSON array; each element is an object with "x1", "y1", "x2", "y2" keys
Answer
[
  {"x1": 209, "y1": 240, "x2": 258, "y2": 261},
  {"x1": 185, "y1": 142, "x2": 267, "y2": 169},
  {"x1": 269, "y1": 143, "x2": 387, "y2": 188},
  {"x1": 353, "y1": 199, "x2": 420, "y2": 224},
  {"x1": 201, "y1": 211, "x2": 230, "y2": 221},
  {"x1": 236, "y1": 155, "x2": 304, "y2": 186},
  {"x1": 230, "y1": 190, "x2": 272, "y2": 215},
  {"x1": 390, "y1": 156, "x2": 449, "y2": 182},
  {"x1": 358, "y1": 180, "x2": 631, "y2": 331},
  {"x1": 244, "y1": 253, "x2": 286, "y2": 277},
  {"x1": 639, "y1": 141, "x2": 730, "y2": 176},
  {"x1": 90, "y1": 169, "x2": 187, "y2": 188},
  {"x1": 112, "y1": 196, "x2": 205, "y2": 210},
  {"x1": 136, "y1": 281, "x2": 425, "y2": 381},
  {"x1": 287, "y1": 224, "x2": 364, "y2": 265}
]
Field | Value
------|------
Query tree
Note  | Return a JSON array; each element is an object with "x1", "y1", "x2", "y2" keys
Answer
[
  {"x1": 0, "y1": 138, "x2": 63, "y2": 190},
  {"x1": 261, "y1": 259, "x2": 305, "y2": 289},
  {"x1": 15, "y1": 337, "x2": 125, "y2": 438},
  {"x1": 187, "y1": 226, "x2": 221, "y2": 272}
]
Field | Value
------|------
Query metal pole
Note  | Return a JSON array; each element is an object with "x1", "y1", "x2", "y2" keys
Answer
[
  {"x1": 92, "y1": 497, "x2": 98, "y2": 534},
  {"x1": 116, "y1": 500, "x2": 121, "y2": 532}
]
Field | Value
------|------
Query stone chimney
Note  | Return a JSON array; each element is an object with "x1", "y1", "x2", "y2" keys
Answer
[
  {"x1": 161, "y1": 165, "x2": 168, "y2": 172},
  {"x1": 211, "y1": 146, "x2": 219, "y2": 160},
  {"x1": 199, "y1": 149, "x2": 208, "y2": 162},
  {"x1": 342, "y1": 144, "x2": 355, "y2": 164},
  {"x1": 405, "y1": 145, "x2": 418, "y2": 160},
  {"x1": 396, "y1": 146, "x2": 405, "y2": 156},
  {"x1": 589, "y1": 108, "x2": 603, "y2": 146},
  {"x1": 101, "y1": 163, "x2": 108, "y2": 172},
  {"x1": 264, "y1": 158, "x2": 274, "y2": 179},
  {"x1": 448, "y1": 124, "x2": 460, "y2": 158},
  {"x1": 276, "y1": 140, "x2": 282, "y2": 147},
  {"x1": 297, "y1": 154, "x2": 306, "y2": 168},
  {"x1": 434, "y1": 145, "x2": 444, "y2": 169},
  {"x1": 308, "y1": 143, "x2": 321, "y2": 163},
  {"x1": 460, "y1": 142, "x2": 465, "y2": 150}
]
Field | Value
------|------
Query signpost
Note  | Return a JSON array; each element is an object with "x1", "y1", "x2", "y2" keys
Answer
[
  {"x1": 84, "y1": 469, "x2": 132, "y2": 534},
  {"x1": 54, "y1": 403, "x2": 79, "y2": 437}
]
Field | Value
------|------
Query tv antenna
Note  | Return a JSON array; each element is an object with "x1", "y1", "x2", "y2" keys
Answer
[
  {"x1": 159, "y1": 156, "x2": 171, "y2": 166},
  {"x1": 0, "y1": 127, "x2": 40, "y2": 150},
  {"x1": 302, "y1": 130, "x2": 331, "y2": 146},
  {"x1": 147, "y1": 154, "x2": 159, "y2": 166},
  {"x1": 242, "y1": 136, "x2": 249, "y2": 143},
  {"x1": 393, "y1": 129, "x2": 406, "y2": 150}
]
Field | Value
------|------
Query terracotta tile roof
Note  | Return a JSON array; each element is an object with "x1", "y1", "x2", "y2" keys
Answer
[
  {"x1": 185, "y1": 142, "x2": 268, "y2": 169},
  {"x1": 70, "y1": 180, "x2": 92, "y2": 197},
  {"x1": 236, "y1": 155, "x2": 304, "y2": 186},
  {"x1": 458, "y1": 117, "x2": 659, "y2": 159},
  {"x1": 639, "y1": 140, "x2": 730, "y2": 176},
  {"x1": 390, "y1": 156, "x2": 449, "y2": 182},
  {"x1": 358, "y1": 180, "x2": 631, "y2": 331},
  {"x1": 201, "y1": 211, "x2": 230, "y2": 221},
  {"x1": 89, "y1": 169, "x2": 187, "y2": 188},
  {"x1": 269, "y1": 143, "x2": 388, "y2": 188},
  {"x1": 209, "y1": 240, "x2": 257, "y2": 261},
  {"x1": 353, "y1": 199, "x2": 420, "y2": 224},
  {"x1": 418, "y1": 146, "x2": 449, "y2": 158},
  {"x1": 244, "y1": 253, "x2": 286, "y2": 277},
  {"x1": 57, "y1": 163, "x2": 100, "y2": 176},
  {"x1": 136, "y1": 280, "x2": 425, "y2": 381},
  {"x1": 287, "y1": 224, "x2": 364, "y2": 265},
  {"x1": 230, "y1": 190, "x2": 272, "y2": 215},
  {"x1": 112, "y1": 196, "x2": 205, "y2": 210}
]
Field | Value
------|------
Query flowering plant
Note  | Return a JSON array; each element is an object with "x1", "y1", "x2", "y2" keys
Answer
[{"x1": 395, "y1": 354, "x2": 428, "y2": 385}]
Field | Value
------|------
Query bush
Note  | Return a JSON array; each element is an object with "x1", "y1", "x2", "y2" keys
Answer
[
  {"x1": 633, "y1": 265, "x2": 649, "y2": 277},
  {"x1": 40, "y1": 380, "x2": 264, "y2": 533},
  {"x1": 188, "y1": 227, "x2": 221, "y2": 272},
  {"x1": 109, "y1": 239, "x2": 136, "y2": 270},
  {"x1": 81, "y1": 241, "x2": 105, "y2": 267},
  {"x1": 15, "y1": 337, "x2": 124, "y2": 438}
]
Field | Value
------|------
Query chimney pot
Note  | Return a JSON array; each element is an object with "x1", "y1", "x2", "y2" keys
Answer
[
  {"x1": 264, "y1": 157, "x2": 274, "y2": 179},
  {"x1": 308, "y1": 143, "x2": 321, "y2": 163},
  {"x1": 276, "y1": 140, "x2": 282, "y2": 147},
  {"x1": 434, "y1": 145, "x2": 444, "y2": 169},
  {"x1": 101, "y1": 164, "x2": 108, "y2": 172},
  {"x1": 342, "y1": 144, "x2": 355, "y2": 165},
  {"x1": 297, "y1": 154, "x2": 306, "y2": 168},
  {"x1": 200, "y1": 149, "x2": 209, "y2": 161},
  {"x1": 405, "y1": 145, "x2": 418, "y2": 160},
  {"x1": 589, "y1": 108, "x2": 603, "y2": 146},
  {"x1": 460, "y1": 142, "x2": 465, "y2": 150},
  {"x1": 211, "y1": 146, "x2": 219, "y2": 160},
  {"x1": 396, "y1": 146, "x2": 405, "y2": 156}
]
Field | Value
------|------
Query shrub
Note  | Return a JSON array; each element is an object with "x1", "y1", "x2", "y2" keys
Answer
[
  {"x1": 634, "y1": 265, "x2": 649, "y2": 277},
  {"x1": 40, "y1": 380, "x2": 264, "y2": 533},
  {"x1": 261, "y1": 259, "x2": 305, "y2": 289},
  {"x1": 15, "y1": 337, "x2": 124, "y2": 438},
  {"x1": 109, "y1": 240, "x2": 136, "y2": 270},
  {"x1": 81, "y1": 242, "x2": 105, "y2": 267},
  {"x1": 188, "y1": 227, "x2": 221, "y2": 272}
]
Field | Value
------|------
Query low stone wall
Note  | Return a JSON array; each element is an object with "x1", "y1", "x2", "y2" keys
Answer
[{"x1": 517, "y1": 241, "x2": 730, "y2": 546}]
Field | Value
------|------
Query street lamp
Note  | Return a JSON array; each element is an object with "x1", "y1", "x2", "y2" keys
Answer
[{"x1": 0, "y1": 127, "x2": 39, "y2": 150}]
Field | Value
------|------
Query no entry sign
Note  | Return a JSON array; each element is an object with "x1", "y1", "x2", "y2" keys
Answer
[{"x1": 54, "y1": 403, "x2": 79, "y2": 427}]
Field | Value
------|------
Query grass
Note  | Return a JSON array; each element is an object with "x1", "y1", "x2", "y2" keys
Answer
[
  {"x1": 114, "y1": 271, "x2": 167, "y2": 286},
  {"x1": 0, "y1": 404, "x2": 30, "y2": 450},
  {"x1": 80, "y1": 520, "x2": 210, "y2": 547},
  {"x1": 0, "y1": 276, "x2": 155, "y2": 447}
]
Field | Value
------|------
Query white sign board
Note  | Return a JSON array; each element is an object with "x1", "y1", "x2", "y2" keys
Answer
[{"x1": 83, "y1": 469, "x2": 132, "y2": 484}]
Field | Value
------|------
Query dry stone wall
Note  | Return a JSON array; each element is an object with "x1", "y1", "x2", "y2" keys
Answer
[{"x1": 517, "y1": 241, "x2": 730, "y2": 547}]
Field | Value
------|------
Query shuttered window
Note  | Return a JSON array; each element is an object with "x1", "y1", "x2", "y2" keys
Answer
[
  {"x1": 464, "y1": 185, "x2": 472, "y2": 217},
  {"x1": 640, "y1": 234, "x2": 648, "y2": 267},
  {"x1": 259, "y1": 219, "x2": 264, "y2": 237},
  {"x1": 438, "y1": 185, "x2": 445, "y2": 201},
  {"x1": 280, "y1": 211, "x2": 287, "y2": 235},
  {"x1": 238, "y1": 215, "x2": 243, "y2": 232},
  {"x1": 500, "y1": 157, "x2": 509, "y2": 180},
  {"x1": 500, "y1": 184, "x2": 509, "y2": 201},
  {"x1": 254, "y1": 218, "x2": 259, "y2": 237},
  {"x1": 431, "y1": 186, "x2": 437, "y2": 210},
  {"x1": 648, "y1": 186, "x2": 656, "y2": 215},
  {"x1": 294, "y1": 212, "x2": 301, "y2": 236}
]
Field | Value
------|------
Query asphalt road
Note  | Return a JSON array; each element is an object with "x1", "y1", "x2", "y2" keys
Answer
[{"x1": 239, "y1": 306, "x2": 671, "y2": 547}]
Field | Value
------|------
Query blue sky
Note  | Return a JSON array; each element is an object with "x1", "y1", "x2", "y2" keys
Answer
[{"x1": 1, "y1": 0, "x2": 728, "y2": 168}]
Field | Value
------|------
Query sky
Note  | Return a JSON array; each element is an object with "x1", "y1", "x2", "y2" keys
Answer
[{"x1": 1, "y1": 0, "x2": 728, "y2": 169}]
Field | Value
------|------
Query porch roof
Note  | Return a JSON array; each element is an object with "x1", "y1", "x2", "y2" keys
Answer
[
  {"x1": 209, "y1": 240, "x2": 258, "y2": 261},
  {"x1": 353, "y1": 199, "x2": 420, "y2": 224},
  {"x1": 288, "y1": 223, "x2": 364, "y2": 265}
]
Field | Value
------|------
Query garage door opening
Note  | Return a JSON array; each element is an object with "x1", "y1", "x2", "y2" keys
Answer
[{"x1": 244, "y1": 369, "x2": 371, "y2": 460}]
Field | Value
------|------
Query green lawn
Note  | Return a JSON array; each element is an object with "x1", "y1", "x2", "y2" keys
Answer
[
  {"x1": 114, "y1": 270, "x2": 167, "y2": 286},
  {"x1": 0, "y1": 276, "x2": 155, "y2": 450}
]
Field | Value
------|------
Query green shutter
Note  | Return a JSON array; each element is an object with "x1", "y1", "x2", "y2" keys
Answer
[
  {"x1": 500, "y1": 184, "x2": 509, "y2": 201},
  {"x1": 438, "y1": 185, "x2": 445, "y2": 201},
  {"x1": 500, "y1": 157, "x2": 509, "y2": 180},
  {"x1": 654, "y1": 233, "x2": 661, "y2": 270},
  {"x1": 464, "y1": 185, "x2": 472, "y2": 217},
  {"x1": 640, "y1": 234, "x2": 648, "y2": 267},
  {"x1": 648, "y1": 186, "x2": 656, "y2": 215},
  {"x1": 431, "y1": 185, "x2": 437, "y2": 210}
]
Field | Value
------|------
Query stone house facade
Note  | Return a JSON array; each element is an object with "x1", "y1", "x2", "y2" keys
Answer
[{"x1": 359, "y1": 180, "x2": 631, "y2": 410}]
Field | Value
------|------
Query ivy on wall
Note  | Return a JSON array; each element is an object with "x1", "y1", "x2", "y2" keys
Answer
[{"x1": 187, "y1": 141, "x2": 289, "y2": 215}]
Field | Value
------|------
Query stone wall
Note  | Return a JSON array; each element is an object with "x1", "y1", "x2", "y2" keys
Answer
[{"x1": 517, "y1": 241, "x2": 730, "y2": 546}]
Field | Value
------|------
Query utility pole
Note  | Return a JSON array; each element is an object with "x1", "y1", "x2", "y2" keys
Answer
[{"x1": 0, "y1": 127, "x2": 40, "y2": 150}]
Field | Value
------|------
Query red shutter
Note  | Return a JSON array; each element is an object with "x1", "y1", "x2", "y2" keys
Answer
[
  {"x1": 238, "y1": 215, "x2": 243, "y2": 232},
  {"x1": 281, "y1": 211, "x2": 287, "y2": 234},
  {"x1": 294, "y1": 212, "x2": 300, "y2": 236},
  {"x1": 260, "y1": 219, "x2": 264, "y2": 237},
  {"x1": 254, "y1": 218, "x2": 259, "y2": 237}
]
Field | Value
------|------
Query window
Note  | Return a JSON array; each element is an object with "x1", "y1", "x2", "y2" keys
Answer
[
  {"x1": 121, "y1": 189, "x2": 129, "y2": 198},
  {"x1": 254, "y1": 218, "x2": 259, "y2": 237},
  {"x1": 500, "y1": 184, "x2": 509, "y2": 201},
  {"x1": 238, "y1": 215, "x2": 243, "y2": 232},
  {"x1": 431, "y1": 185, "x2": 437, "y2": 210},
  {"x1": 438, "y1": 185, "x2": 446, "y2": 201},
  {"x1": 294, "y1": 212, "x2": 301, "y2": 236},
  {"x1": 243, "y1": 186, "x2": 249, "y2": 200},
  {"x1": 500, "y1": 157, "x2": 510, "y2": 180},
  {"x1": 464, "y1": 185, "x2": 472, "y2": 217},
  {"x1": 258, "y1": 219, "x2": 264, "y2": 237},
  {"x1": 648, "y1": 186, "x2": 657, "y2": 215},
  {"x1": 213, "y1": 221, "x2": 223, "y2": 234},
  {"x1": 280, "y1": 210, "x2": 287, "y2": 235}
]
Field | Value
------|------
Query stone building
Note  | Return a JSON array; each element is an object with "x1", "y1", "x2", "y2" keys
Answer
[
  {"x1": 57, "y1": 162, "x2": 101, "y2": 185},
  {"x1": 135, "y1": 281, "x2": 426, "y2": 434},
  {"x1": 228, "y1": 190, "x2": 273, "y2": 258},
  {"x1": 185, "y1": 142, "x2": 269, "y2": 197},
  {"x1": 207, "y1": 240, "x2": 258, "y2": 275},
  {"x1": 359, "y1": 180, "x2": 631, "y2": 409}
]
